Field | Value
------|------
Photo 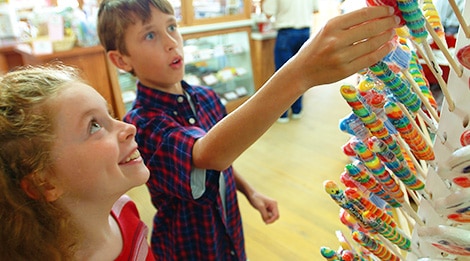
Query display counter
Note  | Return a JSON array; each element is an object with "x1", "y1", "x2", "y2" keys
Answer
[
  {"x1": 0, "y1": 38, "x2": 23, "y2": 73},
  {"x1": 250, "y1": 30, "x2": 276, "y2": 90},
  {"x1": 14, "y1": 44, "x2": 125, "y2": 119}
]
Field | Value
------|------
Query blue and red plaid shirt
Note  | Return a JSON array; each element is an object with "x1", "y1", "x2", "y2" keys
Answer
[{"x1": 123, "y1": 81, "x2": 246, "y2": 261}]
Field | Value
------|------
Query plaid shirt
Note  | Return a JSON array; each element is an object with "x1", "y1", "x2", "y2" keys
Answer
[{"x1": 124, "y1": 81, "x2": 246, "y2": 261}]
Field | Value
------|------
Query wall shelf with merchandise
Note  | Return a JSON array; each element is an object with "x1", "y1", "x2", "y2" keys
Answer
[{"x1": 183, "y1": 30, "x2": 255, "y2": 108}]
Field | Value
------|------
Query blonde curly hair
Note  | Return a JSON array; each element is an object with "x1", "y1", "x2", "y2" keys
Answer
[{"x1": 0, "y1": 64, "x2": 82, "y2": 260}]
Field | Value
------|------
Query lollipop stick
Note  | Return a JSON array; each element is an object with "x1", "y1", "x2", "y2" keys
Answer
[
  {"x1": 406, "y1": 187, "x2": 421, "y2": 205},
  {"x1": 424, "y1": 19, "x2": 463, "y2": 77},
  {"x1": 448, "y1": 0, "x2": 470, "y2": 38},
  {"x1": 400, "y1": 200, "x2": 425, "y2": 226},
  {"x1": 412, "y1": 41, "x2": 456, "y2": 111},
  {"x1": 417, "y1": 109, "x2": 438, "y2": 134},
  {"x1": 403, "y1": 70, "x2": 440, "y2": 123}
]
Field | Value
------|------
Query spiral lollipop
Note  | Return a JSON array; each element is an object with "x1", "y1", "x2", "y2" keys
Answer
[
  {"x1": 352, "y1": 231, "x2": 401, "y2": 261},
  {"x1": 368, "y1": 136, "x2": 425, "y2": 190},
  {"x1": 384, "y1": 101, "x2": 435, "y2": 161},
  {"x1": 340, "y1": 249, "x2": 368, "y2": 261},
  {"x1": 422, "y1": 0, "x2": 446, "y2": 47},
  {"x1": 371, "y1": 0, "x2": 459, "y2": 110},
  {"x1": 407, "y1": 46, "x2": 438, "y2": 110},
  {"x1": 345, "y1": 188, "x2": 397, "y2": 227},
  {"x1": 320, "y1": 246, "x2": 341, "y2": 261},
  {"x1": 397, "y1": 0, "x2": 428, "y2": 41},
  {"x1": 324, "y1": 180, "x2": 373, "y2": 232},
  {"x1": 345, "y1": 161, "x2": 401, "y2": 208},
  {"x1": 369, "y1": 61, "x2": 421, "y2": 113},
  {"x1": 362, "y1": 211, "x2": 412, "y2": 251},
  {"x1": 340, "y1": 84, "x2": 403, "y2": 160},
  {"x1": 349, "y1": 140, "x2": 405, "y2": 205}
]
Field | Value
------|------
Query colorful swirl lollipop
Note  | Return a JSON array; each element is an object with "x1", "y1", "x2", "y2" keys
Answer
[
  {"x1": 345, "y1": 161, "x2": 402, "y2": 208},
  {"x1": 340, "y1": 84, "x2": 403, "y2": 160},
  {"x1": 384, "y1": 101, "x2": 435, "y2": 161},
  {"x1": 324, "y1": 180, "x2": 374, "y2": 232},
  {"x1": 352, "y1": 230, "x2": 400, "y2": 261},
  {"x1": 368, "y1": 136, "x2": 425, "y2": 190},
  {"x1": 349, "y1": 140, "x2": 405, "y2": 205},
  {"x1": 396, "y1": 0, "x2": 428, "y2": 41},
  {"x1": 422, "y1": 0, "x2": 446, "y2": 46},
  {"x1": 369, "y1": 61, "x2": 422, "y2": 113},
  {"x1": 345, "y1": 187, "x2": 397, "y2": 227},
  {"x1": 362, "y1": 210, "x2": 412, "y2": 251},
  {"x1": 320, "y1": 246, "x2": 341, "y2": 261}
]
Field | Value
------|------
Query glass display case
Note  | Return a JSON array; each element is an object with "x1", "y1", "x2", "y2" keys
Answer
[
  {"x1": 183, "y1": 30, "x2": 255, "y2": 108},
  {"x1": 168, "y1": 0, "x2": 250, "y2": 26},
  {"x1": 118, "y1": 29, "x2": 255, "y2": 113}
]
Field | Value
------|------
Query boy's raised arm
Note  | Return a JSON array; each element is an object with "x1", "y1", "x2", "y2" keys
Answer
[{"x1": 192, "y1": 6, "x2": 400, "y2": 170}]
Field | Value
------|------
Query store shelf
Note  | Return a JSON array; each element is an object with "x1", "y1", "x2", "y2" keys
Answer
[{"x1": 183, "y1": 29, "x2": 255, "y2": 108}]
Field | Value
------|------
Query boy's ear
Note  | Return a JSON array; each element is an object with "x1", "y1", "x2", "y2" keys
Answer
[
  {"x1": 107, "y1": 50, "x2": 133, "y2": 72},
  {"x1": 20, "y1": 175, "x2": 63, "y2": 202}
]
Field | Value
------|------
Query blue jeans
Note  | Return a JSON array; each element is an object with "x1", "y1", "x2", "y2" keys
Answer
[{"x1": 274, "y1": 28, "x2": 310, "y2": 118}]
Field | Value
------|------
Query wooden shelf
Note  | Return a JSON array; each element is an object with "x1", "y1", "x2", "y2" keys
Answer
[{"x1": 14, "y1": 44, "x2": 126, "y2": 119}]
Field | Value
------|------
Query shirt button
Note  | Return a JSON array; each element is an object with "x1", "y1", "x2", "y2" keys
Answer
[
  {"x1": 177, "y1": 96, "x2": 184, "y2": 103},
  {"x1": 188, "y1": 118, "x2": 196, "y2": 124},
  {"x1": 230, "y1": 251, "x2": 235, "y2": 256},
  {"x1": 173, "y1": 111, "x2": 178, "y2": 116}
]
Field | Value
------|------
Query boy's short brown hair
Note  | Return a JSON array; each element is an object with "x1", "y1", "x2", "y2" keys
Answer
[{"x1": 97, "y1": 0, "x2": 175, "y2": 55}]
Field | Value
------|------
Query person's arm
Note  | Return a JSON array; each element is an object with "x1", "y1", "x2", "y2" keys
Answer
[
  {"x1": 192, "y1": 6, "x2": 399, "y2": 171},
  {"x1": 233, "y1": 167, "x2": 279, "y2": 224}
]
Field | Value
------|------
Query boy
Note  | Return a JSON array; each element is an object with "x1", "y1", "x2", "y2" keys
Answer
[{"x1": 98, "y1": 0, "x2": 399, "y2": 260}]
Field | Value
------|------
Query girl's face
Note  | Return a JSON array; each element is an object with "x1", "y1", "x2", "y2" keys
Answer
[
  {"x1": 49, "y1": 83, "x2": 149, "y2": 203},
  {"x1": 120, "y1": 6, "x2": 184, "y2": 92}
]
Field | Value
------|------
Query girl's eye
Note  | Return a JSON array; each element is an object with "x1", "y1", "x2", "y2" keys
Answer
[
  {"x1": 90, "y1": 121, "x2": 102, "y2": 134},
  {"x1": 168, "y1": 24, "x2": 177, "y2": 32},
  {"x1": 145, "y1": 32, "x2": 155, "y2": 40}
]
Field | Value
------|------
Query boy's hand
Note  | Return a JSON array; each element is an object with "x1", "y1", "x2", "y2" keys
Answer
[
  {"x1": 280, "y1": 6, "x2": 400, "y2": 89},
  {"x1": 248, "y1": 192, "x2": 279, "y2": 224}
]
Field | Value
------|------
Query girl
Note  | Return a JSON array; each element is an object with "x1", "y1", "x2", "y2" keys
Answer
[{"x1": 0, "y1": 64, "x2": 153, "y2": 260}]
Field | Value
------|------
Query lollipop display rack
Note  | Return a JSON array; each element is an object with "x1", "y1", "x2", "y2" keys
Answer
[{"x1": 321, "y1": 0, "x2": 470, "y2": 260}]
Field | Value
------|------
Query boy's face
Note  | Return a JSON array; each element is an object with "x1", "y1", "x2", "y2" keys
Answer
[
  {"x1": 49, "y1": 83, "x2": 149, "y2": 203},
  {"x1": 117, "y1": 6, "x2": 184, "y2": 92}
]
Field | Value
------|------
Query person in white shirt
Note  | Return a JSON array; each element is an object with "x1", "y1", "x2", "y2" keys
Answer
[
  {"x1": 262, "y1": 0, "x2": 319, "y2": 123},
  {"x1": 435, "y1": 0, "x2": 465, "y2": 35}
]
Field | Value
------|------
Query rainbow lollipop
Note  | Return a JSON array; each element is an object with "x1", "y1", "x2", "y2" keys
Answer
[
  {"x1": 369, "y1": 61, "x2": 421, "y2": 113},
  {"x1": 352, "y1": 230, "x2": 401, "y2": 261},
  {"x1": 368, "y1": 136, "x2": 425, "y2": 190},
  {"x1": 349, "y1": 140, "x2": 405, "y2": 205},
  {"x1": 384, "y1": 101, "x2": 435, "y2": 161},
  {"x1": 324, "y1": 180, "x2": 374, "y2": 232},
  {"x1": 422, "y1": 0, "x2": 446, "y2": 47},
  {"x1": 345, "y1": 161, "x2": 402, "y2": 208},
  {"x1": 320, "y1": 246, "x2": 341, "y2": 261},
  {"x1": 362, "y1": 210, "x2": 412, "y2": 251},
  {"x1": 340, "y1": 84, "x2": 403, "y2": 160}
]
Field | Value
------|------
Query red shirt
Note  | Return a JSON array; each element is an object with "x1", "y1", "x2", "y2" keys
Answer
[{"x1": 112, "y1": 195, "x2": 154, "y2": 261}]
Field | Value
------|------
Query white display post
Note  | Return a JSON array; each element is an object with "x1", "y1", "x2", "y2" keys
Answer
[{"x1": 408, "y1": 0, "x2": 470, "y2": 260}]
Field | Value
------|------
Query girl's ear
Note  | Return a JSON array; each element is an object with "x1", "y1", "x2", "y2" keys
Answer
[
  {"x1": 20, "y1": 175, "x2": 63, "y2": 202},
  {"x1": 107, "y1": 50, "x2": 133, "y2": 73},
  {"x1": 20, "y1": 176, "x2": 41, "y2": 200}
]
